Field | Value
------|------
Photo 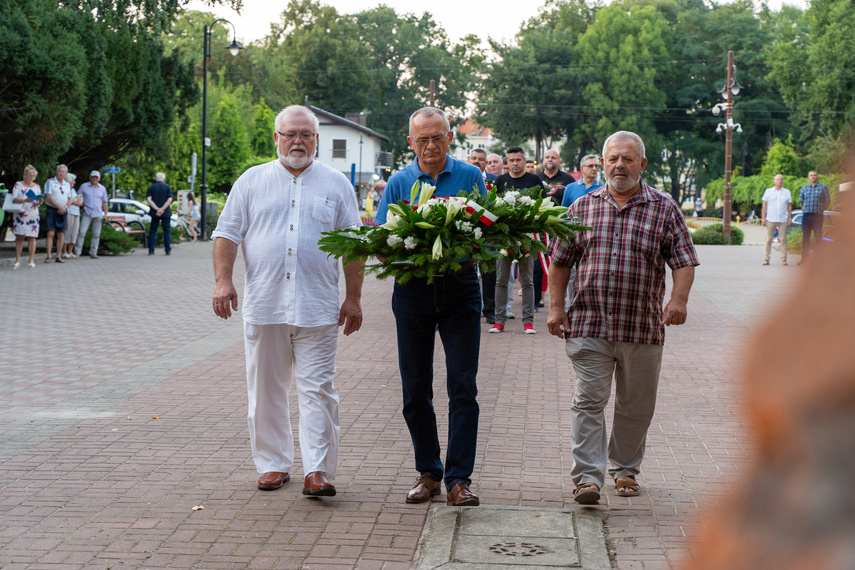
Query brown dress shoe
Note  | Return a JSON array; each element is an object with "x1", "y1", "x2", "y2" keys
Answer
[
  {"x1": 303, "y1": 471, "x2": 336, "y2": 496},
  {"x1": 446, "y1": 482, "x2": 480, "y2": 506},
  {"x1": 406, "y1": 474, "x2": 441, "y2": 504},
  {"x1": 257, "y1": 471, "x2": 290, "y2": 490}
]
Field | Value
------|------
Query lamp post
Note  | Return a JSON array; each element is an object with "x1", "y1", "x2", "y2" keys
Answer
[
  {"x1": 712, "y1": 50, "x2": 743, "y2": 245},
  {"x1": 200, "y1": 19, "x2": 242, "y2": 241}
]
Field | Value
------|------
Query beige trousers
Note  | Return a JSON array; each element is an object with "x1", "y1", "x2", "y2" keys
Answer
[
  {"x1": 566, "y1": 337, "x2": 663, "y2": 489},
  {"x1": 764, "y1": 222, "x2": 788, "y2": 263}
]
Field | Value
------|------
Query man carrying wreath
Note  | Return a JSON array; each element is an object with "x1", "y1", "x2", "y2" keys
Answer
[{"x1": 374, "y1": 107, "x2": 487, "y2": 506}]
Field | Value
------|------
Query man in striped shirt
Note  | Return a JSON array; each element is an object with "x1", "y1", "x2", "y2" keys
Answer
[{"x1": 546, "y1": 131, "x2": 699, "y2": 505}]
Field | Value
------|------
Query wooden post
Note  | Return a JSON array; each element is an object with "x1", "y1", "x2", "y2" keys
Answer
[{"x1": 429, "y1": 80, "x2": 435, "y2": 107}]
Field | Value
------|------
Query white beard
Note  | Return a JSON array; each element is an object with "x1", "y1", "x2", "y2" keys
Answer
[{"x1": 278, "y1": 147, "x2": 313, "y2": 169}]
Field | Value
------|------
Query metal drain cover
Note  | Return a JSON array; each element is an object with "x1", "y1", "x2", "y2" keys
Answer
[
  {"x1": 416, "y1": 505, "x2": 611, "y2": 569},
  {"x1": 490, "y1": 541, "x2": 549, "y2": 557}
]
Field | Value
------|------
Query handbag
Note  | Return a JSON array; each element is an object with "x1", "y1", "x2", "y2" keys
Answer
[{"x1": 2, "y1": 193, "x2": 23, "y2": 213}]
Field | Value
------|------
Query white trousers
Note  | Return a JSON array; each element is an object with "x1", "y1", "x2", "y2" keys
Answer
[{"x1": 244, "y1": 321, "x2": 340, "y2": 478}]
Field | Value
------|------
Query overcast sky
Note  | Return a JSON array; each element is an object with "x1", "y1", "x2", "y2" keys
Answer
[{"x1": 186, "y1": 0, "x2": 804, "y2": 46}]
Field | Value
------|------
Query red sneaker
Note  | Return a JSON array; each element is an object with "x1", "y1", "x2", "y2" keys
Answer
[
  {"x1": 489, "y1": 323, "x2": 504, "y2": 333},
  {"x1": 524, "y1": 323, "x2": 537, "y2": 334}
]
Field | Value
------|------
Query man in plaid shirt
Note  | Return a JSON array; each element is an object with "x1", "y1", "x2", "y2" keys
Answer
[
  {"x1": 546, "y1": 131, "x2": 699, "y2": 505},
  {"x1": 797, "y1": 170, "x2": 831, "y2": 265}
]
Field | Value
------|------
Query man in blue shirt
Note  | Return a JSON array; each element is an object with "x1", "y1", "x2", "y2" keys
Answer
[
  {"x1": 375, "y1": 107, "x2": 486, "y2": 508},
  {"x1": 561, "y1": 154, "x2": 603, "y2": 208},
  {"x1": 797, "y1": 170, "x2": 831, "y2": 265}
]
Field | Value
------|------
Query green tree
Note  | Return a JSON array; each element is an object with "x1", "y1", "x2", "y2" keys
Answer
[
  {"x1": 768, "y1": 0, "x2": 855, "y2": 172},
  {"x1": 0, "y1": 0, "x2": 201, "y2": 188},
  {"x1": 208, "y1": 93, "x2": 250, "y2": 192},
  {"x1": 759, "y1": 136, "x2": 802, "y2": 178},
  {"x1": 479, "y1": 0, "x2": 593, "y2": 164},
  {"x1": 257, "y1": 0, "x2": 372, "y2": 115},
  {"x1": 572, "y1": 0, "x2": 674, "y2": 172},
  {"x1": 251, "y1": 99, "x2": 277, "y2": 158}
]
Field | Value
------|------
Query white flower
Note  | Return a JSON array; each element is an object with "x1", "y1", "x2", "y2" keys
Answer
[
  {"x1": 455, "y1": 220, "x2": 473, "y2": 232},
  {"x1": 416, "y1": 198, "x2": 441, "y2": 214},
  {"x1": 381, "y1": 213, "x2": 401, "y2": 230},
  {"x1": 518, "y1": 196, "x2": 535, "y2": 206},
  {"x1": 404, "y1": 236, "x2": 418, "y2": 250},
  {"x1": 502, "y1": 191, "x2": 519, "y2": 206},
  {"x1": 473, "y1": 227, "x2": 482, "y2": 239},
  {"x1": 386, "y1": 235, "x2": 404, "y2": 247}
]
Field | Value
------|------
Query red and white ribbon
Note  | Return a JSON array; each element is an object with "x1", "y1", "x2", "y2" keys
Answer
[{"x1": 464, "y1": 201, "x2": 498, "y2": 226}]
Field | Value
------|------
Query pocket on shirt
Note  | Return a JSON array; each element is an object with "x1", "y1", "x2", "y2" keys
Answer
[
  {"x1": 244, "y1": 322, "x2": 264, "y2": 343},
  {"x1": 312, "y1": 196, "x2": 335, "y2": 225}
]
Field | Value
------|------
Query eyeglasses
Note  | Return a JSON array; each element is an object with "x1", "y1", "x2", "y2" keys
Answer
[
  {"x1": 411, "y1": 132, "x2": 450, "y2": 146},
  {"x1": 277, "y1": 131, "x2": 316, "y2": 141},
  {"x1": 583, "y1": 164, "x2": 599, "y2": 169}
]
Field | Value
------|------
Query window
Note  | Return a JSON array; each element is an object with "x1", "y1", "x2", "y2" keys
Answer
[{"x1": 332, "y1": 139, "x2": 347, "y2": 159}]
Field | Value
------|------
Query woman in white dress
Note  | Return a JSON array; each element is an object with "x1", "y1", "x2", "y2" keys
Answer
[{"x1": 11, "y1": 165, "x2": 44, "y2": 269}]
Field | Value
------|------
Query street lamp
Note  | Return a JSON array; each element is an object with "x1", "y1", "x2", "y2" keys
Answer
[
  {"x1": 714, "y1": 50, "x2": 743, "y2": 245},
  {"x1": 200, "y1": 19, "x2": 242, "y2": 241}
]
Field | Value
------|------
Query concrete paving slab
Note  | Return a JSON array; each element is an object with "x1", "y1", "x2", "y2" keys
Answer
[{"x1": 416, "y1": 505, "x2": 610, "y2": 569}]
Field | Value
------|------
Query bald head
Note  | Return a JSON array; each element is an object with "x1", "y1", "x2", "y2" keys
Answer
[{"x1": 486, "y1": 153, "x2": 503, "y2": 176}]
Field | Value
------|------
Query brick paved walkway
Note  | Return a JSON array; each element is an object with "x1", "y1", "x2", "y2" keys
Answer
[{"x1": 0, "y1": 241, "x2": 801, "y2": 569}]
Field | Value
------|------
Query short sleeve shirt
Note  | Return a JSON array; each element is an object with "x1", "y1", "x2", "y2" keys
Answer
[
  {"x1": 77, "y1": 182, "x2": 109, "y2": 218},
  {"x1": 550, "y1": 182, "x2": 700, "y2": 345},
  {"x1": 761, "y1": 187, "x2": 792, "y2": 223},
  {"x1": 212, "y1": 159, "x2": 361, "y2": 327},
  {"x1": 375, "y1": 155, "x2": 486, "y2": 225},
  {"x1": 44, "y1": 177, "x2": 71, "y2": 209}
]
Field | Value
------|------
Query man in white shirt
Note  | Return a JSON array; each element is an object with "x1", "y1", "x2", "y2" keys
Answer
[
  {"x1": 761, "y1": 174, "x2": 793, "y2": 266},
  {"x1": 212, "y1": 105, "x2": 365, "y2": 497},
  {"x1": 43, "y1": 164, "x2": 71, "y2": 263}
]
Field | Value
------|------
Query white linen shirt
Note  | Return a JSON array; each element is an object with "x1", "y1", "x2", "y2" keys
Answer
[
  {"x1": 761, "y1": 186, "x2": 792, "y2": 223},
  {"x1": 212, "y1": 159, "x2": 360, "y2": 327}
]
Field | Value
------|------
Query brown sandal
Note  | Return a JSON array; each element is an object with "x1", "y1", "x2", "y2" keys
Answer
[
  {"x1": 615, "y1": 475, "x2": 640, "y2": 497},
  {"x1": 573, "y1": 482, "x2": 600, "y2": 505}
]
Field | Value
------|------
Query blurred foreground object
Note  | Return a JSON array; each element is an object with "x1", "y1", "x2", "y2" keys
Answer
[{"x1": 683, "y1": 160, "x2": 854, "y2": 569}]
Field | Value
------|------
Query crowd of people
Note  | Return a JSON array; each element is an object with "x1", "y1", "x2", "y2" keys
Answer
[
  {"x1": 7, "y1": 164, "x2": 109, "y2": 269},
  {"x1": 5, "y1": 164, "x2": 206, "y2": 267},
  {"x1": 210, "y1": 104, "x2": 700, "y2": 508}
]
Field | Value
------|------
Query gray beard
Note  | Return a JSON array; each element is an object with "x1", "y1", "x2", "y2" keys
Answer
[
  {"x1": 278, "y1": 148, "x2": 313, "y2": 169},
  {"x1": 606, "y1": 173, "x2": 640, "y2": 194}
]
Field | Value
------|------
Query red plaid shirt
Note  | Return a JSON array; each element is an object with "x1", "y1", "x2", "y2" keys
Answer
[{"x1": 551, "y1": 182, "x2": 699, "y2": 345}]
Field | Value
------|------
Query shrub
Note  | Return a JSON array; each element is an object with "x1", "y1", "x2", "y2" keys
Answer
[
  {"x1": 690, "y1": 223, "x2": 744, "y2": 245},
  {"x1": 81, "y1": 221, "x2": 139, "y2": 254},
  {"x1": 787, "y1": 227, "x2": 802, "y2": 254},
  {"x1": 142, "y1": 221, "x2": 182, "y2": 247}
]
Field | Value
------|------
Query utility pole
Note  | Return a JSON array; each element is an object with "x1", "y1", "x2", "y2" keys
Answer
[
  {"x1": 723, "y1": 51, "x2": 734, "y2": 244},
  {"x1": 713, "y1": 50, "x2": 743, "y2": 245},
  {"x1": 429, "y1": 80, "x2": 435, "y2": 107}
]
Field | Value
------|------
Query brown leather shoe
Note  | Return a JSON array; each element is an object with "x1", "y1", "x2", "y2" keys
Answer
[
  {"x1": 257, "y1": 471, "x2": 290, "y2": 490},
  {"x1": 303, "y1": 472, "x2": 336, "y2": 496},
  {"x1": 446, "y1": 482, "x2": 480, "y2": 506},
  {"x1": 406, "y1": 474, "x2": 442, "y2": 504}
]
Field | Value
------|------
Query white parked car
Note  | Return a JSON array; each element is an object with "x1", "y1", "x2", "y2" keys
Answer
[{"x1": 108, "y1": 198, "x2": 178, "y2": 228}]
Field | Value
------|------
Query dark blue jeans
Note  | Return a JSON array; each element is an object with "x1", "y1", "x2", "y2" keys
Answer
[
  {"x1": 148, "y1": 216, "x2": 171, "y2": 253},
  {"x1": 801, "y1": 212, "x2": 823, "y2": 262},
  {"x1": 392, "y1": 267, "x2": 481, "y2": 491}
]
